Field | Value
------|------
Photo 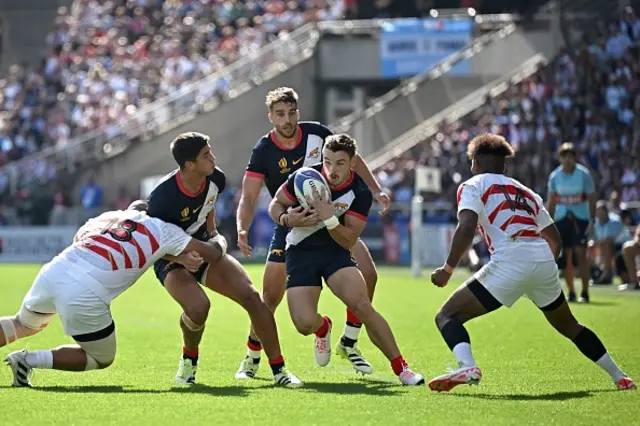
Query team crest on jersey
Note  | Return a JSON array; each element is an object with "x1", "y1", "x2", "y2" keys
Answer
[
  {"x1": 180, "y1": 207, "x2": 190, "y2": 222},
  {"x1": 333, "y1": 201, "x2": 349, "y2": 215},
  {"x1": 279, "y1": 158, "x2": 291, "y2": 174},
  {"x1": 308, "y1": 147, "x2": 320, "y2": 159}
]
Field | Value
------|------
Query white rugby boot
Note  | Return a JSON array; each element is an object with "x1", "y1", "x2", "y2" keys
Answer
[
  {"x1": 4, "y1": 349, "x2": 33, "y2": 387},
  {"x1": 273, "y1": 367, "x2": 303, "y2": 388},
  {"x1": 337, "y1": 343, "x2": 373, "y2": 375},
  {"x1": 428, "y1": 365, "x2": 482, "y2": 392},
  {"x1": 314, "y1": 319, "x2": 332, "y2": 367},
  {"x1": 175, "y1": 356, "x2": 197, "y2": 385},
  {"x1": 399, "y1": 367, "x2": 425, "y2": 386},
  {"x1": 235, "y1": 356, "x2": 260, "y2": 379}
]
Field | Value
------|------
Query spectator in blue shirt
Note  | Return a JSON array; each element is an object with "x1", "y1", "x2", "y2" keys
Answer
[{"x1": 592, "y1": 201, "x2": 632, "y2": 284}]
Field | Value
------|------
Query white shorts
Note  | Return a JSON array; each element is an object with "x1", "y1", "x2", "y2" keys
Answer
[
  {"x1": 21, "y1": 262, "x2": 113, "y2": 338},
  {"x1": 473, "y1": 260, "x2": 562, "y2": 309}
]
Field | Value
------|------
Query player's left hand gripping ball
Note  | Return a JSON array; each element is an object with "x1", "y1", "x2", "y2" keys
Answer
[
  {"x1": 306, "y1": 187, "x2": 334, "y2": 221},
  {"x1": 431, "y1": 268, "x2": 452, "y2": 287},
  {"x1": 375, "y1": 191, "x2": 392, "y2": 216}
]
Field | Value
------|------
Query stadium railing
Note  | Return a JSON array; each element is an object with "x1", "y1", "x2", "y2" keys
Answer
[
  {"x1": 398, "y1": 53, "x2": 548, "y2": 277},
  {"x1": 329, "y1": 23, "x2": 528, "y2": 156}
]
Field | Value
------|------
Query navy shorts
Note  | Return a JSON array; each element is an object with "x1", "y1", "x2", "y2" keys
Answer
[
  {"x1": 286, "y1": 246, "x2": 358, "y2": 289},
  {"x1": 267, "y1": 225, "x2": 289, "y2": 263},
  {"x1": 153, "y1": 259, "x2": 208, "y2": 286},
  {"x1": 556, "y1": 215, "x2": 589, "y2": 249}
]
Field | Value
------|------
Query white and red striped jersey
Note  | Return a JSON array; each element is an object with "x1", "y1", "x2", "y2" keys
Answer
[
  {"x1": 54, "y1": 210, "x2": 192, "y2": 304},
  {"x1": 457, "y1": 173, "x2": 555, "y2": 262}
]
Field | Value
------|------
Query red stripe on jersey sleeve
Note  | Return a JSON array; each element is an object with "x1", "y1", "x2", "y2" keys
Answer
[
  {"x1": 456, "y1": 185, "x2": 464, "y2": 205},
  {"x1": 282, "y1": 184, "x2": 296, "y2": 202},
  {"x1": 346, "y1": 210, "x2": 367, "y2": 222},
  {"x1": 245, "y1": 171, "x2": 265, "y2": 179}
]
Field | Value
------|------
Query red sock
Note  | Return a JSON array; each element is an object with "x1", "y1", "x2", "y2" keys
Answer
[
  {"x1": 315, "y1": 316, "x2": 331, "y2": 338},
  {"x1": 183, "y1": 347, "x2": 199, "y2": 359},
  {"x1": 346, "y1": 308, "x2": 362, "y2": 326},
  {"x1": 247, "y1": 337, "x2": 262, "y2": 351},
  {"x1": 390, "y1": 356, "x2": 408, "y2": 375},
  {"x1": 268, "y1": 355, "x2": 285, "y2": 365}
]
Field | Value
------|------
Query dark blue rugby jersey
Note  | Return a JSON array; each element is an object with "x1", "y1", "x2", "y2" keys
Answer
[
  {"x1": 281, "y1": 163, "x2": 372, "y2": 251},
  {"x1": 147, "y1": 167, "x2": 226, "y2": 241},
  {"x1": 245, "y1": 121, "x2": 333, "y2": 197}
]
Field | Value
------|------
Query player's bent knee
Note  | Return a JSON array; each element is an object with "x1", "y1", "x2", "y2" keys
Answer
[
  {"x1": 183, "y1": 297, "x2": 210, "y2": 326},
  {"x1": 238, "y1": 287, "x2": 264, "y2": 310},
  {"x1": 77, "y1": 330, "x2": 117, "y2": 370},
  {"x1": 290, "y1": 313, "x2": 317, "y2": 336}
]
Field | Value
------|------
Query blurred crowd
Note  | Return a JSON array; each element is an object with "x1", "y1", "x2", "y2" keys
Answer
[
  {"x1": 377, "y1": 8, "x2": 640, "y2": 220},
  {"x1": 0, "y1": 0, "x2": 348, "y2": 171}
]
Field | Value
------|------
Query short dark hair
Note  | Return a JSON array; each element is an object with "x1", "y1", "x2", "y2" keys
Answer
[
  {"x1": 170, "y1": 132, "x2": 210, "y2": 169},
  {"x1": 557, "y1": 142, "x2": 577, "y2": 157},
  {"x1": 467, "y1": 134, "x2": 515, "y2": 160},
  {"x1": 265, "y1": 87, "x2": 298, "y2": 111},
  {"x1": 127, "y1": 199, "x2": 148, "y2": 212},
  {"x1": 324, "y1": 134, "x2": 357, "y2": 158}
]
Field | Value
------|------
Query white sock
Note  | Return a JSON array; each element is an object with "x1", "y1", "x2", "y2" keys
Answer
[
  {"x1": 596, "y1": 353, "x2": 626, "y2": 381},
  {"x1": 452, "y1": 343, "x2": 476, "y2": 368},
  {"x1": 246, "y1": 348, "x2": 261, "y2": 360},
  {"x1": 25, "y1": 350, "x2": 53, "y2": 369},
  {"x1": 342, "y1": 323, "x2": 362, "y2": 342}
]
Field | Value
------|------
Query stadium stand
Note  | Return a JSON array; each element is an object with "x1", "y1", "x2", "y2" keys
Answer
[
  {"x1": 374, "y1": 5, "x2": 640, "y2": 219},
  {"x1": 0, "y1": 0, "x2": 348, "y2": 170}
]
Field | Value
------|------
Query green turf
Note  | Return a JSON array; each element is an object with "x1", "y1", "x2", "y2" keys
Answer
[{"x1": 0, "y1": 264, "x2": 638, "y2": 425}]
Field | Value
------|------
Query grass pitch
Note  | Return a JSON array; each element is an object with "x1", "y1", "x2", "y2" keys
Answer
[{"x1": 0, "y1": 264, "x2": 638, "y2": 425}]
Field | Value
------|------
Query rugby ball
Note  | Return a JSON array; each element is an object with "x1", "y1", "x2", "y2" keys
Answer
[{"x1": 293, "y1": 167, "x2": 330, "y2": 209}]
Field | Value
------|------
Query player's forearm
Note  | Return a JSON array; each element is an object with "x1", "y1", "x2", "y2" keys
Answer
[
  {"x1": 354, "y1": 154, "x2": 382, "y2": 194},
  {"x1": 445, "y1": 222, "x2": 476, "y2": 267},
  {"x1": 328, "y1": 226, "x2": 359, "y2": 250},
  {"x1": 207, "y1": 210, "x2": 217, "y2": 235},
  {"x1": 268, "y1": 200, "x2": 287, "y2": 225},
  {"x1": 236, "y1": 197, "x2": 257, "y2": 233}
]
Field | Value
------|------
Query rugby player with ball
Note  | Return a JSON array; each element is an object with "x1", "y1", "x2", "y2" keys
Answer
[{"x1": 268, "y1": 134, "x2": 424, "y2": 386}]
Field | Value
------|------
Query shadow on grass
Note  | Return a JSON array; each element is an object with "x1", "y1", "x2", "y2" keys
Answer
[
  {"x1": 9, "y1": 384, "x2": 251, "y2": 397},
  {"x1": 298, "y1": 378, "x2": 404, "y2": 396},
  {"x1": 441, "y1": 389, "x2": 616, "y2": 401}
]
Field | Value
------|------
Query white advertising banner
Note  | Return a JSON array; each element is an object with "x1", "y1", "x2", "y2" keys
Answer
[{"x1": 0, "y1": 227, "x2": 77, "y2": 263}]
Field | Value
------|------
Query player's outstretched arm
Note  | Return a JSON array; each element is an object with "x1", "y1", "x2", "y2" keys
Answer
[
  {"x1": 237, "y1": 174, "x2": 263, "y2": 236},
  {"x1": 353, "y1": 154, "x2": 391, "y2": 215},
  {"x1": 432, "y1": 209, "x2": 478, "y2": 287}
]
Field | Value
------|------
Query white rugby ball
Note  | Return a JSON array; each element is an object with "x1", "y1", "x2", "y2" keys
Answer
[{"x1": 293, "y1": 167, "x2": 330, "y2": 209}]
